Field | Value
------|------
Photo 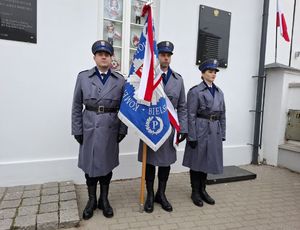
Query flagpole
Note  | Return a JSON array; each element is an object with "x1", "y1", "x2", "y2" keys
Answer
[
  {"x1": 139, "y1": 0, "x2": 153, "y2": 213},
  {"x1": 275, "y1": 24, "x2": 278, "y2": 63},
  {"x1": 139, "y1": 142, "x2": 147, "y2": 212},
  {"x1": 275, "y1": 0, "x2": 278, "y2": 63},
  {"x1": 288, "y1": 0, "x2": 296, "y2": 67}
]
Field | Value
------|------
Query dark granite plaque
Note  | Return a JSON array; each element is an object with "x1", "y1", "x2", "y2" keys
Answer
[
  {"x1": 0, "y1": 0, "x2": 37, "y2": 43},
  {"x1": 196, "y1": 5, "x2": 231, "y2": 68}
]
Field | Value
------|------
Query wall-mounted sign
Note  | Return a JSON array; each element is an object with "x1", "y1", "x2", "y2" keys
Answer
[
  {"x1": 196, "y1": 5, "x2": 231, "y2": 68},
  {"x1": 0, "y1": 0, "x2": 37, "y2": 43}
]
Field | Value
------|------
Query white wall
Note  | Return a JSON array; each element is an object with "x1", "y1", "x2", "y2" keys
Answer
[
  {"x1": 0, "y1": 0, "x2": 99, "y2": 186},
  {"x1": 1, "y1": 0, "x2": 265, "y2": 186}
]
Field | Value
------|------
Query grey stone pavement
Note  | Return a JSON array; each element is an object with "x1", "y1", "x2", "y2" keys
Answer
[
  {"x1": 0, "y1": 181, "x2": 79, "y2": 230},
  {"x1": 1, "y1": 165, "x2": 300, "y2": 230}
]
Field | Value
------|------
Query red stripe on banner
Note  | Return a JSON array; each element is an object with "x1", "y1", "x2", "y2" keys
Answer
[
  {"x1": 153, "y1": 76, "x2": 162, "y2": 89},
  {"x1": 168, "y1": 111, "x2": 180, "y2": 132},
  {"x1": 144, "y1": 6, "x2": 155, "y2": 102},
  {"x1": 136, "y1": 64, "x2": 143, "y2": 77},
  {"x1": 281, "y1": 13, "x2": 290, "y2": 42},
  {"x1": 136, "y1": 71, "x2": 162, "y2": 91}
]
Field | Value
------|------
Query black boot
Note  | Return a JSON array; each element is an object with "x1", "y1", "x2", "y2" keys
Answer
[
  {"x1": 190, "y1": 171, "x2": 203, "y2": 207},
  {"x1": 98, "y1": 184, "x2": 114, "y2": 218},
  {"x1": 82, "y1": 185, "x2": 97, "y2": 220},
  {"x1": 144, "y1": 180, "x2": 154, "y2": 213},
  {"x1": 199, "y1": 172, "x2": 215, "y2": 205},
  {"x1": 154, "y1": 180, "x2": 173, "y2": 212}
]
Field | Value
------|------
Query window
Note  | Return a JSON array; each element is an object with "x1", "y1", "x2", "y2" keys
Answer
[{"x1": 99, "y1": 0, "x2": 159, "y2": 75}]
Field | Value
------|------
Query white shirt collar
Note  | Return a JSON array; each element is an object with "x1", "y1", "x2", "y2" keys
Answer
[
  {"x1": 97, "y1": 67, "x2": 108, "y2": 75},
  {"x1": 204, "y1": 80, "x2": 213, "y2": 87}
]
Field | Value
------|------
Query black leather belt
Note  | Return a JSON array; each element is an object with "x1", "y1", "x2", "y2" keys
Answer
[
  {"x1": 85, "y1": 105, "x2": 119, "y2": 113},
  {"x1": 197, "y1": 113, "x2": 220, "y2": 121}
]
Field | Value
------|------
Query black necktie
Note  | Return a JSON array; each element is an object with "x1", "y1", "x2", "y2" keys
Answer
[
  {"x1": 208, "y1": 86, "x2": 215, "y2": 97},
  {"x1": 162, "y1": 73, "x2": 167, "y2": 85},
  {"x1": 100, "y1": 73, "x2": 106, "y2": 79}
]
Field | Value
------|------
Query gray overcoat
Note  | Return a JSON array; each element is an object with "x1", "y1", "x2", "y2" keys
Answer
[
  {"x1": 72, "y1": 67, "x2": 127, "y2": 177},
  {"x1": 182, "y1": 81, "x2": 226, "y2": 174}
]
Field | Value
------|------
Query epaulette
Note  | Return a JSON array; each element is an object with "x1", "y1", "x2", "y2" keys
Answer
[
  {"x1": 172, "y1": 71, "x2": 182, "y2": 79},
  {"x1": 190, "y1": 85, "x2": 198, "y2": 90},
  {"x1": 78, "y1": 70, "x2": 89, "y2": 74},
  {"x1": 111, "y1": 70, "x2": 125, "y2": 79}
]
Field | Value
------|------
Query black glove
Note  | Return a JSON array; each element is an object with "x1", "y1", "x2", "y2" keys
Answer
[
  {"x1": 117, "y1": 134, "x2": 126, "y2": 143},
  {"x1": 74, "y1": 135, "x2": 83, "y2": 145},
  {"x1": 222, "y1": 138, "x2": 226, "y2": 141},
  {"x1": 188, "y1": 140, "x2": 197, "y2": 149},
  {"x1": 177, "y1": 133, "x2": 187, "y2": 143}
]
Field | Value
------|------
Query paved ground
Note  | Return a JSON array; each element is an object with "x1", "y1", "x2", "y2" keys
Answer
[
  {"x1": 0, "y1": 182, "x2": 79, "y2": 230},
  {"x1": 1, "y1": 165, "x2": 300, "y2": 229},
  {"x1": 71, "y1": 165, "x2": 300, "y2": 230}
]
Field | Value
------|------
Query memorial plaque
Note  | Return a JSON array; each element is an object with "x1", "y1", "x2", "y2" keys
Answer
[
  {"x1": 196, "y1": 5, "x2": 231, "y2": 68},
  {"x1": 0, "y1": 0, "x2": 37, "y2": 43}
]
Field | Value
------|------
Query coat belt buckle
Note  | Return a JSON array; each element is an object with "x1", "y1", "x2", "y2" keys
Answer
[
  {"x1": 210, "y1": 115, "x2": 217, "y2": 121},
  {"x1": 97, "y1": 106, "x2": 105, "y2": 113}
]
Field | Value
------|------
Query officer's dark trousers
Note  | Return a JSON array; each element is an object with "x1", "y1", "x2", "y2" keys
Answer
[
  {"x1": 145, "y1": 164, "x2": 170, "y2": 182},
  {"x1": 85, "y1": 172, "x2": 113, "y2": 186}
]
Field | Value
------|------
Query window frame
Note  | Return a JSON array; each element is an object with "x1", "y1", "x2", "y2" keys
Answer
[{"x1": 98, "y1": 0, "x2": 160, "y2": 76}]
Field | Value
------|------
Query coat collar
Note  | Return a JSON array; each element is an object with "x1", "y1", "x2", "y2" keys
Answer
[
  {"x1": 170, "y1": 67, "x2": 179, "y2": 79},
  {"x1": 199, "y1": 81, "x2": 219, "y2": 92},
  {"x1": 87, "y1": 67, "x2": 119, "y2": 79}
]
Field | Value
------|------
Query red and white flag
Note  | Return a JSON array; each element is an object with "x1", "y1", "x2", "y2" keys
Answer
[
  {"x1": 118, "y1": 3, "x2": 180, "y2": 151},
  {"x1": 137, "y1": 4, "x2": 155, "y2": 104},
  {"x1": 276, "y1": 0, "x2": 290, "y2": 42}
]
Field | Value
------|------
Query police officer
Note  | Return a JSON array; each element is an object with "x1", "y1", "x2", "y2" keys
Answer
[
  {"x1": 72, "y1": 40, "x2": 127, "y2": 219},
  {"x1": 183, "y1": 59, "x2": 226, "y2": 207},
  {"x1": 138, "y1": 41, "x2": 188, "y2": 213}
]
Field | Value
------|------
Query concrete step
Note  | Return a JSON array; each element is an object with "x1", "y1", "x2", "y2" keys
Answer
[{"x1": 207, "y1": 165, "x2": 257, "y2": 185}]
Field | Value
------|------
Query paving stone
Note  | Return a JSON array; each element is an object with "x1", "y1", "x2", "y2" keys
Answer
[
  {"x1": 0, "y1": 187, "x2": 6, "y2": 194},
  {"x1": 60, "y1": 200, "x2": 78, "y2": 210},
  {"x1": 24, "y1": 184, "x2": 42, "y2": 191},
  {"x1": 59, "y1": 181, "x2": 74, "y2": 187},
  {"x1": 18, "y1": 205, "x2": 38, "y2": 216},
  {"x1": 3, "y1": 191, "x2": 23, "y2": 200},
  {"x1": 59, "y1": 191, "x2": 76, "y2": 201},
  {"x1": 0, "y1": 192, "x2": 5, "y2": 201},
  {"x1": 14, "y1": 215, "x2": 36, "y2": 230},
  {"x1": 0, "y1": 208, "x2": 16, "y2": 219},
  {"x1": 22, "y1": 190, "x2": 40, "y2": 198},
  {"x1": 0, "y1": 199, "x2": 21, "y2": 209},
  {"x1": 39, "y1": 203, "x2": 58, "y2": 214},
  {"x1": 0, "y1": 219, "x2": 13, "y2": 230},
  {"x1": 60, "y1": 185, "x2": 75, "y2": 193},
  {"x1": 37, "y1": 212, "x2": 58, "y2": 230},
  {"x1": 22, "y1": 197, "x2": 40, "y2": 206},
  {"x1": 41, "y1": 187, "x2": 58, "y2": 196},
  {"x1": 41, "y1": 195, "x2": 59, "y2": 204},
  {"x1": 59, "y1": 208, "x2": 80, "y2": 228},
  {"x1": 110, "y1": 223, "x2": 129, "y2": 230},
  {"x1": 6, "y1": 186, "x2": 24, "y2": 193},
  {"x1": 42, "y1": 182, "x2": 58, "y2": 188}
]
